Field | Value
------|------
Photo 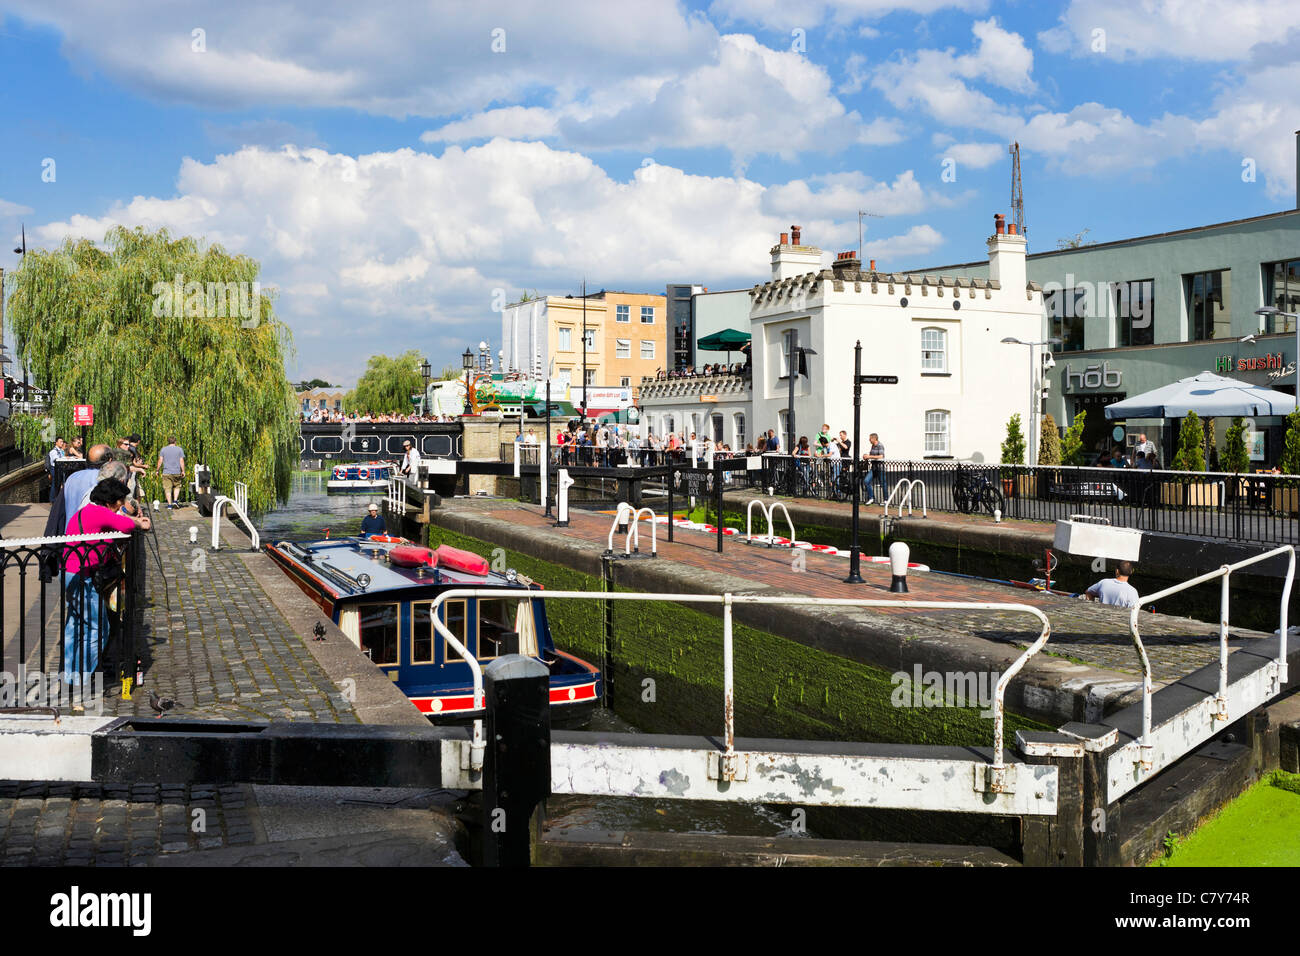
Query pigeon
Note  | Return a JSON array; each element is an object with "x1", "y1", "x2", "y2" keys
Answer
[
  {"x1": 148, "y1": 690, "x2": 180, "y2": 718},
  {"x1": 312, "y1": 622, "x2": 327, "y2": 642}
]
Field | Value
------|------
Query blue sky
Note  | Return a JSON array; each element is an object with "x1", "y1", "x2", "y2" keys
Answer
[{"x1": 2, "y1": 0, "x2": 1298, "y2": 384}]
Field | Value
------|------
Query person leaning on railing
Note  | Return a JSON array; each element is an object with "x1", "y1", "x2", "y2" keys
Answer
[{"x1": 62, "y1": 478, "x2": 151, "y2": 686}]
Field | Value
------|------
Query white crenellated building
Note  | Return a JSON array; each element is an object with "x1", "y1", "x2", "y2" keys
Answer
[{"x1": 641, "y1": 216, "x2": 1044, "y2": 461}]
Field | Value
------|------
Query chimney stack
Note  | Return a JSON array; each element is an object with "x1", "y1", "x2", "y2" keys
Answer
[
  {"x1": 832, "y1": 250, "x2": 861, "y2": 277},
  {"x1": 791, "y1": 224, "x2": 802, "y2": 245},
  {"x1": 779, "y1": 232, "x2": 789, "y2": 245},
  {"x1": 869, "y1": 259, "x2": 876, "y2": 272},
  {"x1": 994, "y1": 213, "x2": 1006, "y2": 236},
  {"x1": 771, "y1": 227, "x2": 822, "y2": 280},
  {"x1": 987, "y1": 211, "x2": 1026, "y2": 291}
]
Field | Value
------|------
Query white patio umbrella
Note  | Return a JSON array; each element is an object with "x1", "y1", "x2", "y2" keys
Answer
[{"x1": 1104, "y1": 371, "x2": 1298, "y2": 419}]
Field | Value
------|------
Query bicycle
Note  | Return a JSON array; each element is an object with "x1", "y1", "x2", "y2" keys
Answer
[{"x1": 952, "y1": 464, "x2": 1004, "y2": 516}]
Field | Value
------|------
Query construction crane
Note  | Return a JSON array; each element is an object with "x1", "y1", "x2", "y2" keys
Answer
[{"x1": 1009, "y1": 142, "x2": 1025, "y2": 238}]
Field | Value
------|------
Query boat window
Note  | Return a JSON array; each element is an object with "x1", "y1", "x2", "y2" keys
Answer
[
  {"x1": 477, "y1": 599, "x2": 519, "y2": 660},
  {"x1": 442, "y1": 599, "x2": 470, "y2": 663},
  {"x1": 359, "y1": 604, "x2": 399, "y2": 666},
  {"x1": 411, "y1": 603, "x2": 434, "y2": 664}
]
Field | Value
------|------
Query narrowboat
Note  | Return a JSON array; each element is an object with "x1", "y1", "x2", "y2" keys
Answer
[
  {"x1": 327, "y1": 461, "x2": 395, "y2": 493},
  {"x1": 264, "y1": 536, "x2": 601, "y2": 725}
]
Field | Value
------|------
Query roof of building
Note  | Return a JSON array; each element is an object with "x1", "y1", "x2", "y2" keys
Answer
[
  {"x1": 749, "y1": 267, "x2": 1031, "y2": 301},
  {"x1": 918, "y1": 207, "x2": 1300, "y2": 273}
]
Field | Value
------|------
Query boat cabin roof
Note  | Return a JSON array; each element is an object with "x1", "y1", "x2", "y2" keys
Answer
[{"x1": 273, "y1": 538, "x2": 522, "y2": 600}]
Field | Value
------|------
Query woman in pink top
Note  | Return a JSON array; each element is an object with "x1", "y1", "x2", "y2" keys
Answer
[{"x1": 63, "y1": 478, "x2": 151, "y2": 685}]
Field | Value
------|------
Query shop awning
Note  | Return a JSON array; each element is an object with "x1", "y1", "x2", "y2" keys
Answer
[{"x1": 1105, "y1": 371, "x2": 1298, "y2": 419}]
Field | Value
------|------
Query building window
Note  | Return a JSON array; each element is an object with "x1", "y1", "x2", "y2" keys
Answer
[
  {"x1": 620, "y1": 376, "x2": 631, "y2": 387},
  {"x1": 616, "y1": 304, "x2": 630, "y2": 323},
  {"x1": 711, "y1": 413, "x2": 724, "y2": 443},
  {"x1": 1262, "y1": 260, "x2": 1300, "y2": 333},
  {"x1": 780, "y1": 329, "x2": 794, "y2": 377},
  {"x1": 1045, "y1": 288, "x2": 1086, "y2": 352},
  {"x1": 585, "y1": 368, "x2": 596, "y2": 386},
  {"x1": 641, "y1": 306, "x2": 655, "y2": 324},
  {"x1": 1114, "y1": 279, "x2": 1155, "y2": 347},
  {"x1": 640, "y1": 340, "x2": 655, "y2": 359},
  {"x1": 359, "y1": 604, "x2": 399, "y2": 666},
  {"x1": 920, "y1": 327, "x2": 947, "y2": 372},
  {"x1": 584, "y1": 329, "x2": 596, "y2": 352},
  {"x1": 555, "y1": 368, "x2": 571, "y2": 391},
  {"x1": 616, "y1": 338, "x2": 631, "y2": 359},
  {"x1": 557, "y1": 327, "x2": 572, "y2": 351},
  {"x1": 924, "y1": 410, "x2": 950, "y2": 456},
  {"x1": 734, "y1": 412, "x2": 746, "y2": 448},
  {"x1": 1185, "y1": 269, "x2": 1231, "y2": 341},
  {"x1": 664, "y1": 415, "x2": 675, "y2": 435},
  {"x1": 777, "y1": 410, "x2": 789, "y2": 443}
]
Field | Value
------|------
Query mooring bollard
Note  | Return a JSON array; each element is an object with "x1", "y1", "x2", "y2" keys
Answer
[
  {"x1": 556, "y1": 468, "x2": 574, "y2": 527},
  {"x1": 189, "y1": 526, "x2": 198, "y2": 544},
  {"x1": 889, "y1": 541, "x2": 910, "y2": 593},
  {"x1": 480, "y1": 655, "x2": 551, "y2": 868}
]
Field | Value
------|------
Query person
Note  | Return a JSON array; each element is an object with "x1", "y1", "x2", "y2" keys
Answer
[
  {"x1": 360, "y1": 502, "x2": 386, "y2": 536},
  {"x1": 1136, "y1": 433, "x2": 1156, "y2": 458},
  {"x1": 158, "y1": 436, "x2": 186, "y2": 509},
  {"x1": 63, "y1": 477, "x2": 151, "y2": 685},
  {"x1": 1134, "y1": 451, "x2": 1154, "y2": 470},
  {"x1": 832, "y1": 429, "x2": 852, "y2": 459},
  {"x1": 864, "y1": 433, "x2": 886, "y2": 503},
  {"x1": 1109, "y1": 446, "x2": 1129, "y2": 468},
  {"x1": 47, "y1": 437, "x2": 66, "y2": 475},
  {"x1": 763, "y1": 429, "x2": 779, "y2": 453},
  {"x1": 66, "y1": 436, "x2": 85, "y2": 460},
  {"x1": 401, "y1": 439, "x2": 421, "y2": 479},
  {"x1": 1085, "y1": 561, "x2": 1140, "y2": 608}
]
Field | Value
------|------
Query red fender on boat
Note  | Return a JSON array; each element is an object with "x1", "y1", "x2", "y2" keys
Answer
[
  {"x1": 390, "y1": 545, "x2": 438, "y2": 568},
  {"x1": 435, "y1": 544, "x2": 490, "y2": 576}
]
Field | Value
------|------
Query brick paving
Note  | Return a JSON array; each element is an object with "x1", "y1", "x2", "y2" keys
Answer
[{"x1": 487, "y1": 502, "x2": 1274, "y2": 683}]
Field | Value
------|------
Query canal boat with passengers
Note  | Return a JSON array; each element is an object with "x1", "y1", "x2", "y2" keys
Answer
[
  {"x1": 264, "y1": 535, "x2": 601, "y2": 724},
  {"x1": 327, "y1": 461, "x2": 396, "y2": 493}
]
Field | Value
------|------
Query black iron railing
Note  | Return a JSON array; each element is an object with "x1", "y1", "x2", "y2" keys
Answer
[{"x1": 0, "y1": 531, "x2": 146, "y2": 708}]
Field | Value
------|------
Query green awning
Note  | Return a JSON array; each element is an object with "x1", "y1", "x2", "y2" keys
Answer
[{"x1": 697, "y1": 329, "x2": 752, "y2": 351}]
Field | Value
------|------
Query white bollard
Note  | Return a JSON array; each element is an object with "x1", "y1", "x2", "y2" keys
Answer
[
  {"x1": 189, "y1": 526, "x2": 198, "y2": 544},
  {"x1": 556, "y1": 468, "x2": 575, "y2": 527},
  {"x1": 152, "y1": 500, "x2": 160, "y2": 512},
  {"x1": 994, "y1": 508, "x2": 1002, "y2": 523},
  {"x1": 889, "y1": 541, "x2": 910, "y2": 593}
]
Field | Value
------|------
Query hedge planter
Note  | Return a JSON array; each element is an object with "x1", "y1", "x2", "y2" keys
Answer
[{"x1": 1161, "y1": 481, "x2": 1221, "y2": 508}]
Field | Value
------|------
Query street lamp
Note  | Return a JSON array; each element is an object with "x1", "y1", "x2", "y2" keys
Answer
[
  {"x1": 461, "y1": 347, "x2": 474, "y2": 416},
  {"x1": 478, "y1": 340, "x2": 489, "y2": 372},
  {"x1": 1001, "y1": 337, "x2": 1061, "y2": 465},
  {"x1": 1254, "y1": 307, "x2": 1299, "y2": 394},
  {"x1": 784, "y1": 330, "x2": 816, "y2": 471}
]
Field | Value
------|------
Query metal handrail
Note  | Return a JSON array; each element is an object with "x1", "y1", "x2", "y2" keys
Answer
[
  {"x1": 885, "y1": 478, "x2": 927, "y2": 517},
  {"x1": 1127, "y1": 543, "x2": 1295, "y2": 767},
  {"x1": 426, "y1": 589, "x2": 1052, "y2": 785}
]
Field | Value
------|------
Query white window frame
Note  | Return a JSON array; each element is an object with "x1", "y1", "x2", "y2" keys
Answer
[
  {"x1": 616, "y1": 304, "x2": 630, "y2": 323},
  {"x1": 640, "y1": 340, "x2": 655, "y2": 360},
  {"x1": 781, "y1": 329, "x2": 794, "y2": 378},
  {"x1": 733, "y1": 412, "x2": 746, "y2": 448},
  {"x1": 920, "y1": 327, "x2": 947, "y2": 373},
  {"x1": 557, "y1": 327, "x2": 572, "y2": 351},
  {"x1": 924, "y1": 410, "x2": 950, "y2": 456},
  {"x1": 615, "y1": 338, "x2": 631, "y2": 359},
  {"x1": 584, "y1": 329, "x2": 597, "y2": 352},
  {"x1": 640, "y1": 306, "x2": 655, "y2": 324},
  {"x1": 620, "y1": 376, "x2": 631, "y2": 387}
]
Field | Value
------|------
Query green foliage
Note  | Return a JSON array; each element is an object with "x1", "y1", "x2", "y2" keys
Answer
[
  {"x1": 1037, "y1": 413, "x2": 1061, "y2": 465},
  {"x1": 1281, "y1": 409, "x2": 1300, "y2": 476},
  {"x1": 1162, "y1": 830, "x2": 1180, "y2": 858},
  {"x1": 6, "y1": 225, "x2": 297, "y2": 511},
  {"x1": 1061, "y1": 410, "x2": 1088, "y2": 466},
  {"x1": 344, "y1": 350, "x2": 425, "y2": 414},
  {"x1": 1055, "y1": 228, "x2": 1093, "y2": 250},
  {"x1": 1000, "y1": 414, "x2": 1026, "y2": 466},
  {"x1": 1222, "y1": 417, "x2": 1249, "y2": 474},
  {"x1": 294, "y1": 378, "x2": 332, "y2": 390},
  {"x1": 1171, "y1": 411, "x2": 1206, "y2": 472},
  {"x1": 437, "y1": 364, "x2": 463, "y2": 381}
]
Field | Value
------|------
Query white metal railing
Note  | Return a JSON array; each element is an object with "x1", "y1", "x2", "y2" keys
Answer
[
  {"x1": 606, "y1": 503, "x2": 658, "y2": 556},
  {"x1": 0, "y1": 531, "x2": 130, "y2": 549},
  {"x1": 1126, "y1": 544, "x2": 1295, "y2": 774},
  {"x1": 884, "y1": 479, "x2": 927, "y2": 517},
  {"x1": 1068, "y1": 513, "x2": 1110, "y2": 525},
  {"x1": 211, "y1": 480, "x2": 259, "y2": 551},
  {"x1": 744, "y1": 498, "x2": 796, "y2": 547},
  {"x1": 386, "y1": 476, "x2": 406, "y2": 513},
  {"x1": 427, "y1": 588, "x2": 1052, "y2": 790}
]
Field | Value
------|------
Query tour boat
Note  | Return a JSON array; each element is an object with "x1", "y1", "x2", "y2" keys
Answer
[
  {"x1": 327, "y1": 461, "x2": 395, "y2": 493},
  {"x1": 264, "y1": 536, "x2": 601, "y2": 725}
]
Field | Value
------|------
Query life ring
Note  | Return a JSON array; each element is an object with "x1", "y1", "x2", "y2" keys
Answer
[
  {"x1": 364, "y1": 534, "x2": 408, "y2": 544},
  {"x1": 358, "y1": 467, "x2": 370, "y2": 480}
]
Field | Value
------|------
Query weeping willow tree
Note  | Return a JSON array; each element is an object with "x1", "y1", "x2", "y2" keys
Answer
[
  {"x1": 345, "y1": 350, "x2": 425, "y2": 415},
  {"x1": 6, "y1": 225, "x2": 297, "y2": 511}
]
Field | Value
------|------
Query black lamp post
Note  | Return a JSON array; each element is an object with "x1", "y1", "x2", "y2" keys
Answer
[
  {"x1": 845, "y1": 340, "x2": 864, "y2": 584},
  {"x1": 461, "y1": 347, "x2": 474, "y2": 416}
]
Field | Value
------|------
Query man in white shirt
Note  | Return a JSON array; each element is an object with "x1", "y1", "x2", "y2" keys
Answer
[
  {"x1": 1136, "y1": 433, "x2": 1156, "y2": 458},
  {"x1": 401, "y1": 440, "x2": 422, "y2": 481},
  {"x1": 1085, "y1": 561, "x2": 1140, "y2": 608},
  {"x1": 47, "y1": 437, "x2": 66, "y2": 474}
]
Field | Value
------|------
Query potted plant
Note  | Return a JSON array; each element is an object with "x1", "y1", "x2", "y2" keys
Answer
[
  {"x1": 1165, "y1": 411, "x2": 1219, "y2": 506},
  {"x1": 1222, "y1": 416, "x2": 1251, "y2": 502},
  {"x1": 1000, "y1": 414, "x2": 1026, "y2": 497},
  {"x1": 1274, "y1": 408, "x2": 1300, "y2": 515}
]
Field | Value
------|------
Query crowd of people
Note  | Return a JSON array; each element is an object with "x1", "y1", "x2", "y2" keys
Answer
[
  {"x1": 301, "y1": 409, "x2": 454, "y2": 423},
  {"x1": 654, "y1": 362, "x2": 750, "y2": 381}
]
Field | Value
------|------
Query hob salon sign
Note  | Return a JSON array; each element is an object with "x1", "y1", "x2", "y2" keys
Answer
[{"x1": 1064, "y1": 361, "x2": 1121, "y2": 391}]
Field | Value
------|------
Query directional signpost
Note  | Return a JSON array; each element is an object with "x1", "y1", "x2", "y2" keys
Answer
[{"x1": 846, "y1": 348, "x2": 897, "y2": 584}]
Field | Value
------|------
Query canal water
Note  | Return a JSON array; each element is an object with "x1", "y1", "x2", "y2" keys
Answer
[{"x1": 259, "y1": 472, "x2": 814, "y2": 842}]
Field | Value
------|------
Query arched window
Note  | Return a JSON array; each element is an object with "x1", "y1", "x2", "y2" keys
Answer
[
  {"x1": 924, "y1": 410, "x2": 950, "y2": 455},
  {"x1": 921, "y1": 327, "x2": 947, "y2": 372}
]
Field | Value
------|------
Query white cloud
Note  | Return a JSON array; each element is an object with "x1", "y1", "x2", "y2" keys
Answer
[
  {"x1": 838, "y1": 52, "x2": 871, "y2": 94},
  {"x1": 30, "y1": 142, "x2": 948, "y2": 381},
  {"x1": 763, "y1": 170, "x2": 948, "y2": 219},
  {"x1": 863, "y1": 223, "x2": 945, "y2": 263},
  {"x1": 708, "y1": 0, "x2": 988, "y2": 31},
  {"x1": 0, "y1": 198, "x2": 35, "y2": 218},
  {"x1": 1041, "y1": 0, "x2": 1300, "y2": 62},
  {"x1": 942, "y1": 142, "x2": 1004, "y2": 169}
]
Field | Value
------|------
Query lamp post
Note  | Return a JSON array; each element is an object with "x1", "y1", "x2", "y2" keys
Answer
[
  {"x1": 1001, "y1": 337, "x2": 1061, "y2": 465},
  {"x1": 845, "y1": 340, "x2": 864, "y2": 584},
  {"x1": 418, "y1": 357, "x2": 431, "y2": 416},
  {"x1": 580, "y1": 278, "x2": 588, "y2": 425},
  {"x1": 1254, "y1": 307, "x2": 1299, "y2": 395},
  {"x1": 478, "y1": 340, "x2": 489, "y2": 372},
  {"x1": 462, "y1": 347, "x2": 474, "y2": 416}
]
